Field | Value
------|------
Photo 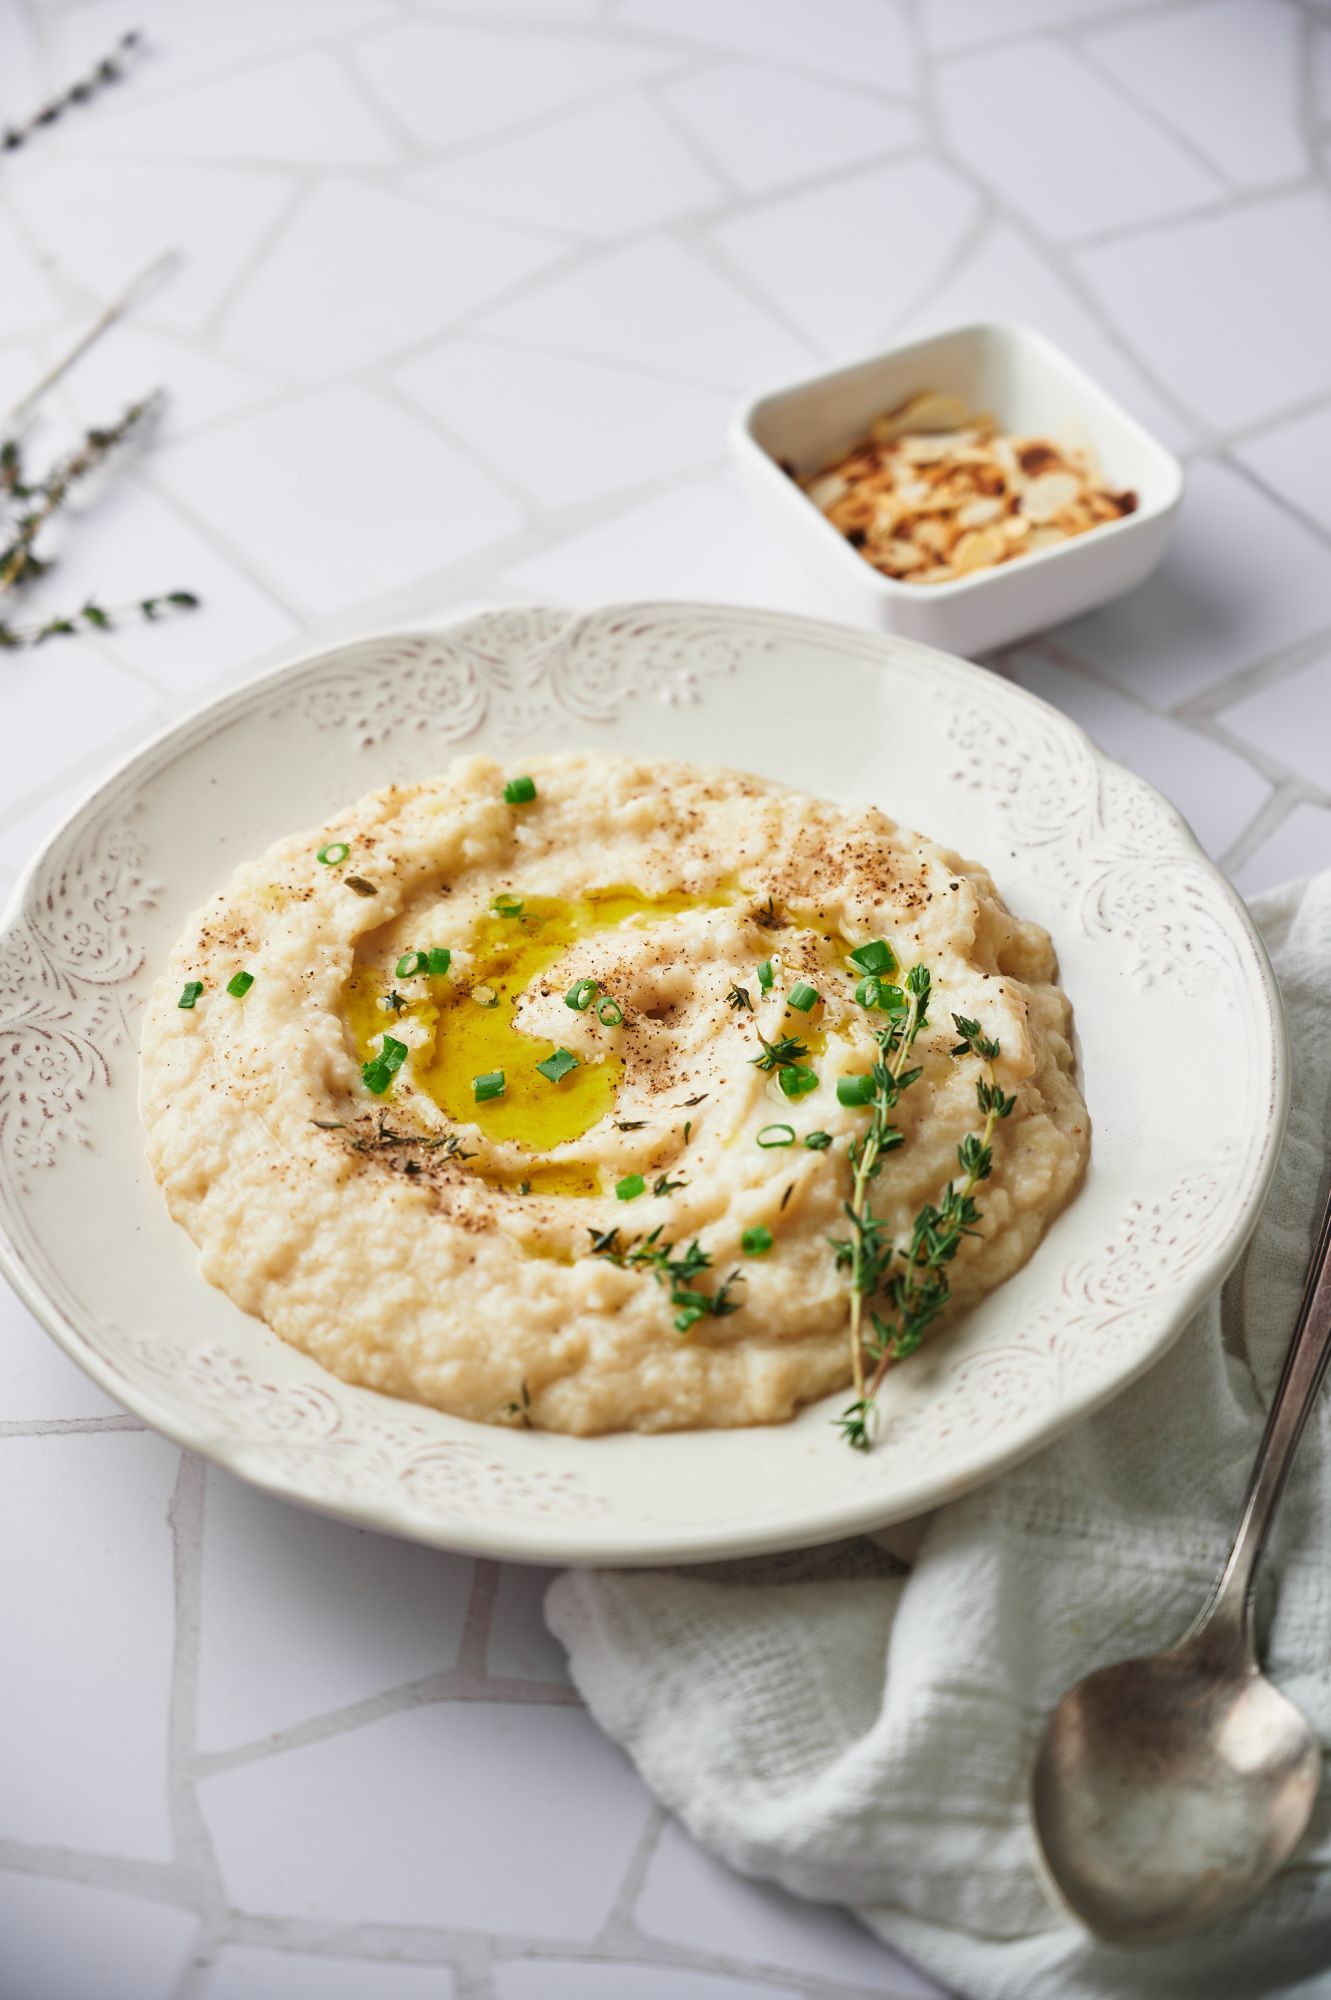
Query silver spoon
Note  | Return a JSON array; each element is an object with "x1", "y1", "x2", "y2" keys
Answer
[{"x1": 1031, "y1": 1178, "x2": 1331, "y2": 1944}]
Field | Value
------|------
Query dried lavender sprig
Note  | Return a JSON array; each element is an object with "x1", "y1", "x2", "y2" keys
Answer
[
  {"x1": 0, "y1": 591, "x2": 200, "y2": 650},
  {"x1": 2, "y1": 32, "x2": 143, "y2": 155},
  {"x1": 0, "y1": 393, "x2": 161, "y2": 593}
]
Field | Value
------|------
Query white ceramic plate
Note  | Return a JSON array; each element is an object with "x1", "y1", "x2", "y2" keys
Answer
[{"x1": 0, "y1": 605, "x2": 1287, "y2": 1566}]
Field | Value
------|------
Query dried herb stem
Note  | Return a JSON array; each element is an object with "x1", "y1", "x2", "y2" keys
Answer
[
  {"x1": 2, "y1": 31, "x2": 143, "y2": 155},
  {"x1": 0, "y1": 590, "x2": 199, "y2": 650},
  {"x1": 0, "y1": 395, "x2": 160, "y2": 593}
]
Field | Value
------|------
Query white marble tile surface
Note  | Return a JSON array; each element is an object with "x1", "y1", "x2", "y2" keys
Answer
[
  {"x1": 198, "y1": 1705, "x2": 652, "y2": 1934},
  {"x1": 1075, "y1": 191, "x2": 1331, "y2": 432},
  {"x1": 937, "y1": 37, "x2": 1221, "y2": 241},
  {"x1": 195, "y1": 1468, "x2": 474, "y2": 1753},
  {"x1": 0, "y1": 1873, "x2": 197, "y2": 2000},
  {"x1": 2, "y1": 4, "x2": 1329, "y2": 1994},
  {"x1": 407, "y1": 94, "x2": 721, "y2": 242},
  {"x1": 0, "y1": 1433, "x2": 180, "y2": 1858},
  {"x1": 1082, "y1": 0, "x2": 1304, "y2": 191}
]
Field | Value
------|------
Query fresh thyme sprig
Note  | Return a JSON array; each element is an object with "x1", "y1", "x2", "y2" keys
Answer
[
  {"x1": 2, "y1": 31, "x2": 144, "y2": 156},
  {"x1": 750, "y1": 1032, "x2": 808, "y2": 1074},
  {"x1": 831, "y1": 966, "x2": 931, "y2": 1411},
  {"x1": 589, "y1": 1225, "x2": 742, "y2": 1333},
  {"x1": 834, "y1": 1006, "x2": 1017, "y2": 1451}
]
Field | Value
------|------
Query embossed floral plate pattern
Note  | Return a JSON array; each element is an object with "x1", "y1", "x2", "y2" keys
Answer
[{"x1": 0, "y1": 606, "x2": 1287, "y2": 1564}]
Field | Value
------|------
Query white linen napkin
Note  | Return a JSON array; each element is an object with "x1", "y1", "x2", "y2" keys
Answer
[{"x1": 546, "y1": 873, "x2": 1331, "y2": 2000}]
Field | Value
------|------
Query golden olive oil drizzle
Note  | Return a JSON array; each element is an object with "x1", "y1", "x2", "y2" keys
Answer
[{"x1": 346, "y1": 886, "x2": 732, "y2": 1186}]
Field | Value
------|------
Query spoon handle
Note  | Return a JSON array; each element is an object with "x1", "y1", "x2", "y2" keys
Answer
[{"x1": 1202, "y1": 1177, "x2": 1331, "y2": 1651}]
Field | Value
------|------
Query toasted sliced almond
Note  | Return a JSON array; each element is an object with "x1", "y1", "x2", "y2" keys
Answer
[
  {"x1": 952, "y1": 526, "x2": 1008, "y2": 574},
  {"x1": 806, "y1": 472, "x2": 848, "y2": 510},
  {"x1": 804, "y1": 390, "x2": 1126, "y2": 586},
  {"x1": 1020, "y1": 471, "x2": 1081, "y2": 523}
]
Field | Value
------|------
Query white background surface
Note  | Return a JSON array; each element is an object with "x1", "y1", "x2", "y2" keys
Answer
[{"x1": 1, "y1": 2, "x2": 1329, "y2": 1996}]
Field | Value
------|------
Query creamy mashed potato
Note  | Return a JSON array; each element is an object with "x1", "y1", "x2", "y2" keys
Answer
[{"x1": 140, "y1": 753, "x2": 1088, "y2": 1435}]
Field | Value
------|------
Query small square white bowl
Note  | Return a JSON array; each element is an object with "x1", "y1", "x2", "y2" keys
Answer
[{"x1": 732, "y1": 320, "x2": 1184, "y2": 659}]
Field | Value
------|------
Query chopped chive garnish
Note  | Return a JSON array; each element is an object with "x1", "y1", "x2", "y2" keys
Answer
[
  {"x1": 504, "y1": 775, "x2": 537, "y2": 804},
  {"x1": 778, "y1": 1064, "x2": 818, "y2": 1099},
  {"x1": 473, "y1": 1069, "x2": 505, "y2": 1102},
  {"x1": 226, "y1": 971, "x2": 254, "y2": 998},
  {"x1": 804, "y1": 1130, "x2": 833, "y2": 1150},
  {"x1": 471, "y1": 984, "x2": 498, "y2": 1008},
  {"x1": 396, "y1": 950, "x2": 428, "y2": 979},
  {"x1": 565, "y1": 977, "x2": 598, "y2": 1012},
  {"x1": 597, "y1": 997, "x2": 623, "y2": 1026},
  {"x1": 616, "y1": 1173, "x2": 645, "y2": 1201},
  {"x1": 493, "y1": 894, "x2": 523, "y2": 918},
  {"x1": 316, "y1": 841, "x2": 349, "y2": 866},
  {"x1": 849, "y1": 939, "x2": 895, "y2": 976},
  {"x1": 362, "y1": 1034, "x2": 408, "y2": 1096},
  {"x1": 837, "y1": 1074, "x2": 876, "y2": 1107},
  {"x1": 427, "y1": 948, "x2": 451, "y2": 976},
  {"x1": 856, "y1": 976, "x2": 907, "y2": 1016},
  {"x1": 177, "y1": 980, "x2": 203, "y2": 1009},
  {"x1": 757, "y1": 1123, "x2": 796, "y2": 1148},
  {"x1": 741, "y1": 1225, "x2": 773, "y2": 1256},
  {"x1": 757, "y1": 959, "x2": 774, "y2": 991},
  {"x1": 787, "y1": 981, "x2": 819, "y2": 1013},
  {"x1": 536, "y1": 1047, "x2": 579, "y2": 1084}
]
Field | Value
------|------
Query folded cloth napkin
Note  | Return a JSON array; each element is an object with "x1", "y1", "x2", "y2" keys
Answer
[{"x1": 547, "y1": 872, "x2": 1331, "y2": 2000}]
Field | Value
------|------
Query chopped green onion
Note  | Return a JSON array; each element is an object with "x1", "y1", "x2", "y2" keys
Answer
[
  {"x1": 855, "y1": 975, "x2": 882, "y2": 1009},
  {"x1": 316, "y1": 841, "x2": 349, "y2": 866},
  {"x1": 362, "y1": 1034, "x2": 408, "y2": 1096},
  {"x1": 804, "y1": 1130, "x2": 833, "y2": 1150},
  {"x1": 616, "y1": 1173, "x2": 645, "y2": 1201},
  {"x1": 396, "y1": 950, "x2": 428, "y2": 979},
  {"x1": 757, "y1": 958, "x2": 774, "y2": 991},
  {"x1": 787, "y1": 981, "x2": 819, "y2": 1013},
  {"x1": 493, "y1": 894, "x2": 523, "y2": 919},
  {"x1": 226, "y1": 971, "x2": 254, "y2": 998},
  {"x1": 741, "y1": 1225, "x2": 773, "y2": 1256},
  {"x1": 177, "y1": 980, "x2": 203, "y2": 1010},
  {"x1": 536, "y1": 1047, "x2": 579, "y2": 1084},
  {"x1": 837, "y1": 1074, "x2": 876, "y2": 1107},
  {"x1": 473, "y1": 1070, "x2": 505, "y2": 1102},
  {"x1": 471, "y1": 984, "x2": 498, "y2": 1009},
  {"x1": 778, "y1": 1064, "x2": 818, "y2": 1099},
  {"x1": 849, "y1": 939, "x2": 895, "y2": 976},
  {"x1": 503, "y1": 775, "x2": 537, "y2": 804},
  {"x1": 757, "y1": 1123, "x2": 796, "y2": 1148},
  {"x1": 596, "y1": 997, "x2": 623, "y2": 1026},
  {"x1": 565, "y1": 977, "x2": 598, "y2": 1012},
  {"x1": 427, "y1": 948, "x2": 452, "y2": 976}
]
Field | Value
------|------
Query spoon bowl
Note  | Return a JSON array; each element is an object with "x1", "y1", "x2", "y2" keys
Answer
[
  {"x1": 1032, "y1": 1181, "x2": 1331, "y2": 1941},
  {"x1": 1032, "y1": 1628, "x2": 1321, "y2": 1944}
]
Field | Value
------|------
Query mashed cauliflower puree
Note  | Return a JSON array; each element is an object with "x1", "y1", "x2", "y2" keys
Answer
[{"x1": 140, "y1": 753, "x2": 1087, "y2": 1436}]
